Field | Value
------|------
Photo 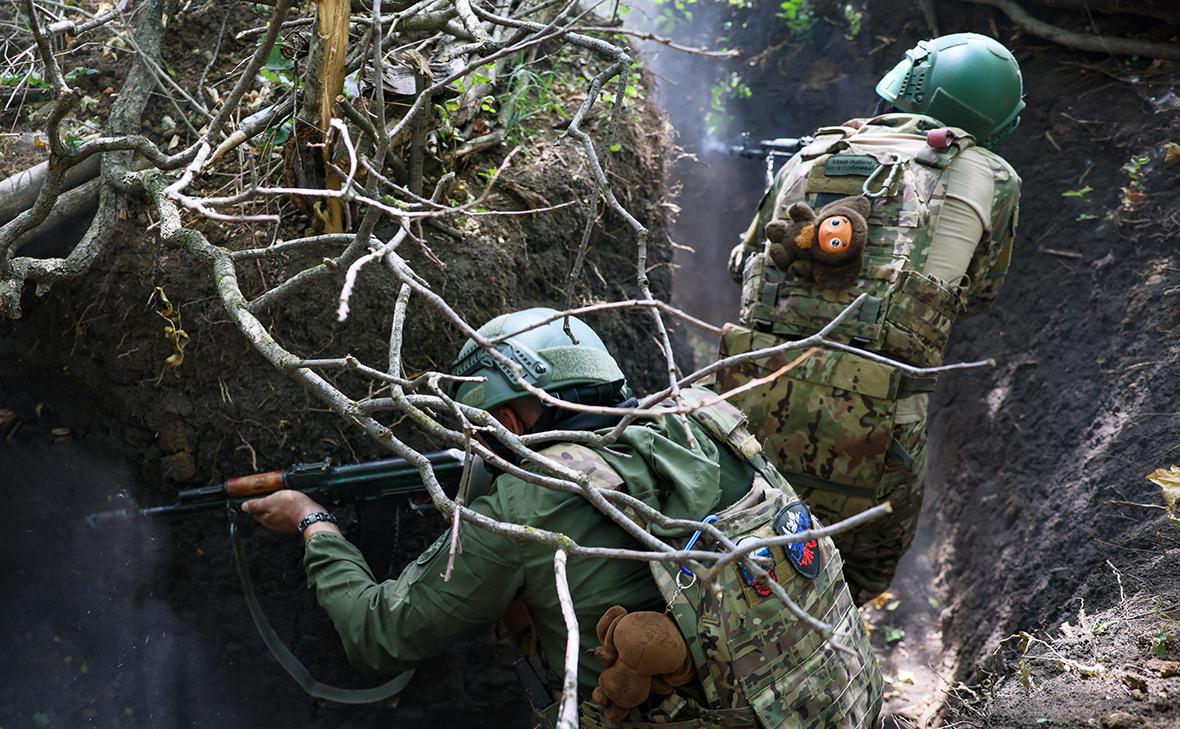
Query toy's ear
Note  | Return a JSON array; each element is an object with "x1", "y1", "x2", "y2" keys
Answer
[
  {"x1": 765, "y1": 220, "x2": 788, "y2": 244},
  {"x1": 844, "y1": 195, "x2": 871, "y2": 221},
  {"x1": 786, "y1": 202, "x2": 817, "y2": 223},
  {"x1": 596, "y1": 605, "x2": 627, "y2": 643}
]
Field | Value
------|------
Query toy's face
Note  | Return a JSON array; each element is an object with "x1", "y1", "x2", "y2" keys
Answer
[{"x1": 817, "y1": 216, "x2": 853, "y2": 255}]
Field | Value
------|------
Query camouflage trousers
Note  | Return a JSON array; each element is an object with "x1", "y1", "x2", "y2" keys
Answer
[
  {"x1": 794, "y1": 418, "x2": 927, "y2": 606},
  {"x1": 715, "y1": 325, "x2": 931, "y2": 606}
]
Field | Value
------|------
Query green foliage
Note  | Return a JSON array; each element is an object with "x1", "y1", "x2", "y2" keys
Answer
[
  {"x1": 843, "y1": 3, "x2": 863, "y2": 40},
  {"x1": 705, "y1": 71, "x2": 751, "y2": 137},
  {"x1": 775, "y1": 0, "x2": 816, "y2": 37},
  {"x1": 1153, "y1": 628, "x2": 1173, "y2": 658},
  {"x1": 650, "y1": 0, "x2": 697, "y2": 32},
  {"x1": 260, "y1": 36, "x2": 297, "y2": 88},
  {"x1": 499, "y1": 57, "x2": 572, "y2": 145},
  {"x1": 0, "y1": 73, "x2": 49, "y2": 89},
  {"x1": 64, "y1": 66, "x2": 100, "y2": 83},
  {"x1": 1061, "y1": 186, "x2": 1092, "y2": 198}
]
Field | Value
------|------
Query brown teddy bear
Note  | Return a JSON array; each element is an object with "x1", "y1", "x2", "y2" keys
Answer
[
  {"x1": 591, "y1": 605, "x2": 695, "y2": 721},
  {"x1": 764, "y1": 195, "x2": 871, "y2": 290}
]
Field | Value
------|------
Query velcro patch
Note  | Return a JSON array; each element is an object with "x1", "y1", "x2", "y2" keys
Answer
[
  {"x1": 823, "y1": 155, "x2": 879, "y2": 178},
  {"x1": 735, "y1": 536, "x2": 778, "y2": 598},
  {"x1": 773, "y1": 502, "x2": 821, "y2": 579}
]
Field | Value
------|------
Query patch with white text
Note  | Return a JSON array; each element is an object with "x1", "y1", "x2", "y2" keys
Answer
[{"x1": 773, "y1": 501, "x2": 820, "y2": 579}]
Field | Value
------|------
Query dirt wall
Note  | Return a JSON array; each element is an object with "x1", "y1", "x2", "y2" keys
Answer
[{"x1": 0, "y1": 14, "x2": 678, "y2": 727}]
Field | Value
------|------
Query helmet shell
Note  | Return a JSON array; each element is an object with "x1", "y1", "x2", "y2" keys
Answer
[
  {"x1": 876, "y1": 33, "x2": 1024, "y2": 149},
  {"x1": 450, "y1": 307, "x2": 626, "y2": 410}
]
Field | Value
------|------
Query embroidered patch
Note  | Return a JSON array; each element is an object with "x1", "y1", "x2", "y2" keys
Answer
[
  {"x1": 823, "y1": 154, "x2": 879, "y2": 178},
  {"x1": 734, "y1": 537, "x2": 777, "y2": 598},
  {"x1": 773, "y1": 502, "x2": 821, "y2": 579}
]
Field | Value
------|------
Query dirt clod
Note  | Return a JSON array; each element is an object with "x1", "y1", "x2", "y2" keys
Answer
[
  {"x1": 1121, "y1": 672, "x2": 1147, "y2": 692},
  {"x1": 1145, "y1": 659, "x2": 1180, "y2": 678},
  {"x1": 1101, "y1": 710, "x2": 1140, "y2": 728}
]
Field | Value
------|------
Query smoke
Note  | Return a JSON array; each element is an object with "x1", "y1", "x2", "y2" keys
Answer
[
  {"x1": 624, "y1": 1, "x2": 775, "y2": 368},
  {"x1": 0, "y1": 441, "x2": 254, "y2": 729}
]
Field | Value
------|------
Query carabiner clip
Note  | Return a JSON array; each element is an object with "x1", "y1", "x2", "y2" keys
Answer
[
  {"x1": 678, "y1": 515, "x2": 720, "y2": 577},
  {"x1": 862, "y1": 155, "x2": 901, "y2": 198}
]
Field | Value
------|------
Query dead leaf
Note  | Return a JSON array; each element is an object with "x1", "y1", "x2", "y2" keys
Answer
[
  {"x1": 1019, "y1": 659, "x2": 1033, "y2": 689},
  {"x1": 0, "y1": 409, "x2": 15, "y2": 426},
  {"x1": 51, "y1": 427, "x2": 71, "y2": 437},
  {"x1": 1165, "y1": 142, "x2": 1180, "y2": 165},
  {"x1": 1121, "y1": 187, "x2": 1148, "y2": 211},
  {"x1": 1146, "y1": 659, "x2": 1180, "y2": 677},
  {"x1": 1147, "y1": 466, "x2": 1180, "y2": 526},
  {"x1": 868, "y1": 591, "x2": 895, "y2": 610}
]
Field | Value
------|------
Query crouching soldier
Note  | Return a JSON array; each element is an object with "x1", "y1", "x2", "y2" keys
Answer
[
  {"x1": 243, "y1": 307, "x2": 882, "y2": 727},
  {"x1": 721, "y1": 33, "x2": 1024, "y2": 605}
]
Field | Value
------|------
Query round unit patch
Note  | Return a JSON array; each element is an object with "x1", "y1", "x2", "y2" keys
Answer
[{"x1": 772, "y1": 501, "x2": 821, "y2": 579}]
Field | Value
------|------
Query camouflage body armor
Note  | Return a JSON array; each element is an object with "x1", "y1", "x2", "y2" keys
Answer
[
  {"x1": 718, "y1": 116, "x2": 1020, "y2": 603},
  {"x1": 541, "y1": 389, "x2": 883, "y2": 728}
]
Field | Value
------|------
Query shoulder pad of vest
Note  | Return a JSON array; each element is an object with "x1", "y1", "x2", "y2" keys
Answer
[
  {"x1": 534, "y1": 443, "x2": 625, "y2": 491},
  {"x1": 678, "y1": 388, "x2": 763, "y2": 461}
]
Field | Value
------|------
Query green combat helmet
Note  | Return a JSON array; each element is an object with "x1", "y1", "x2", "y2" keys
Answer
[
  {"x1": 450, "y1": 307, "x2": 627, "y2": 412},
  {"x1": 876, "y1": 32, "x2": 1024, "y2": 149}
]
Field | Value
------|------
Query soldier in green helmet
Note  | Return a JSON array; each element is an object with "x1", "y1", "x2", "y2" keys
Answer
[
  {"x1": 720, "y1": 33, "x2": 1024, "y2": 605},
  {"x1": 242, "y1": 307, "x2": 883, "y2": 727}
]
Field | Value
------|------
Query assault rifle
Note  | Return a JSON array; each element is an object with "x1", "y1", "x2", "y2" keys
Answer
[
  {"x1": 87, "y1": 448, "x2": 490, "y2": 525},
  {"x1": 723, "y1": 134, "x2": 814, "y2": 187},
  {"x1": 86, "y1": 448, "x2": 493, "y2": 704}
]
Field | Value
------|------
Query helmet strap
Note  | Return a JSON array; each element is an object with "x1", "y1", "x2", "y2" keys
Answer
[{"x1": 528, "y1": 380, "x2": 631, "y2": 435}]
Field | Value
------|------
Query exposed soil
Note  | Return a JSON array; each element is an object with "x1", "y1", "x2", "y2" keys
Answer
[
  {"x1": 639, "y1": 0, "x2": 1180, "y2": 725},
  {"x1": 0, "y1": 2, "x2": 678, "y2": 727}
]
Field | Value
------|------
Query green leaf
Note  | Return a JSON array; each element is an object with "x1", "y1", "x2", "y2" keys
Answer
[
  {"x1": 263, "y1": 42, "x2": 293, "y2": 71},
  {"x1": 884, "y1": 626, "x2": 905, "y2": 644},
  {"x1": 1061, "y1": 185, "x2": 1093, "y2": 198},
  {"x1": 64, "y1": 66, "x2": 99, "y2": 82},
  {"x1": 609, "y1": 143, "x2": 622, "y2": 153}
]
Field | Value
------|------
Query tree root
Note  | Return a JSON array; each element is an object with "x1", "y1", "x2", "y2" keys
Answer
[{"x1": 962, "y1": 0, "x2": 1180, "y2": 60}]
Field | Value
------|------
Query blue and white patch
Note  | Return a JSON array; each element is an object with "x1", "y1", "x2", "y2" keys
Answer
[{"x1": 773, "y1": 501, "x2": 821, "y2": 579}]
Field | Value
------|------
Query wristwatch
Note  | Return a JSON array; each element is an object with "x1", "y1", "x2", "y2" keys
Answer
[{"x1": 297, "y1": 511, "x2": 337, "y2": 535}]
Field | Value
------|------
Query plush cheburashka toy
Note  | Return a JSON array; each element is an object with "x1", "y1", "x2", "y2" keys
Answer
[
  {"x1": 765, "y1": 196, "x2": 871, "y2": 290},
  {"x1": 591, "y1": 605, "x2": 695, "y2": 721}
]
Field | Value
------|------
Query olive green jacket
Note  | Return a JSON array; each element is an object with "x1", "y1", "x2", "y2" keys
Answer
[{"x1": 303, "y1": 412, "x2": 752, "y2": 695}]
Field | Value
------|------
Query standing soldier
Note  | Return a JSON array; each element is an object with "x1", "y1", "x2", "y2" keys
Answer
[
  {"x1": 242, "y1": 307, "x2": 883, "y2": 727},
  {"x1": 719, "y1": 33, "x2": 1023, "y2": 605}
]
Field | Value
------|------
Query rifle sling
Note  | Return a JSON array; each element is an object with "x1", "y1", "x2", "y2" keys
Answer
[{"x1": 230, "y1": 516, "x2": 415, "y2": 704}]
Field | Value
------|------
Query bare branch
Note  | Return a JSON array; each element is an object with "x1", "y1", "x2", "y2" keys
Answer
[{"x1": 554, "y1": 549, "x2": 580, "y2": 729}]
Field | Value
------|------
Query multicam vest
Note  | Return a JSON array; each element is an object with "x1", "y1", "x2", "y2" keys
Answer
[
  {"x1": 541, "y1": 390, "x2": 882, "y2": 729},
  {"x1": 721, "y1": 118, "x2": 1019, "y2": 495}
]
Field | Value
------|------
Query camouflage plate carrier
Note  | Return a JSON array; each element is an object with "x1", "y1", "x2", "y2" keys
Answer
[
  {"x1": 717, "y1": 118, "x2": 1019, "y2": 604},
  {"x1": 539, "y1": 388, "x2": 883, "y2": 728}
]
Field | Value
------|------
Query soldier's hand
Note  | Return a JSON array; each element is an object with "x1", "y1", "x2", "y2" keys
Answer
[
  {"x1": 242, "y1": 490, "x2": 336, "y2": 538},
  {"x1": 728, "y1": 243, "x2": 748, "y2": 282}
]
